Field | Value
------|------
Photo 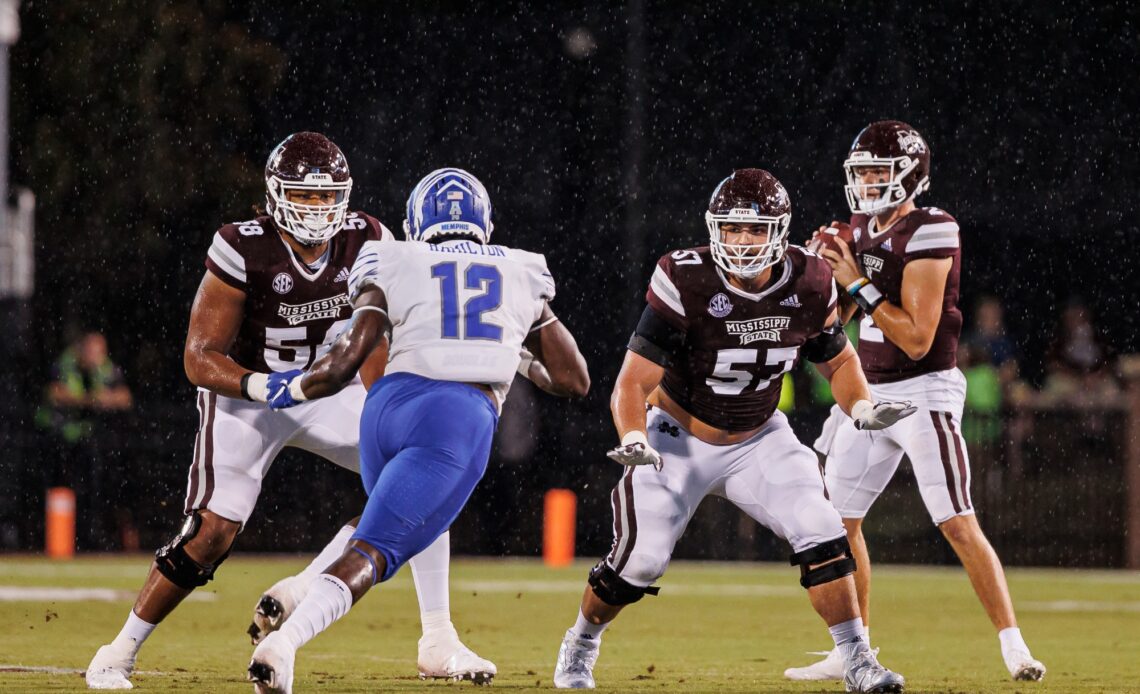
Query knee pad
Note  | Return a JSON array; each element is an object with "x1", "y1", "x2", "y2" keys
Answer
[
  {"x1": 789, "y1": 536, "x2": 856, "y2": 589},
  {"x1": 588, "y1": 561, "x2": 660, "y2": 606},
  {"x1": 154, "y1": 512, "x2": 231, "y2": 590}
]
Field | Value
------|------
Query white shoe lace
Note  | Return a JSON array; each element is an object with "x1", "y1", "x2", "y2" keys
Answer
[{"x1": 558, "y1": 637, "x2": 598, "y2": 678}]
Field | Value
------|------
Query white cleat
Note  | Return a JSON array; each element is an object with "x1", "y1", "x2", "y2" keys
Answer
[
  {"x1": 248, "y1": 575, "x2": 308, "y2": 644},
  {"x1": 784, "y1": 647, "x2": 845, "y2": 681},
  {"x1": 842, "y1": 644, "x2": 904, "y2": 693},
  {"x1": 85, "y1": 643, "x2": 136, "y2": 690},
  {"x1": 553, "y1": 629, "x2": 600, "y2": 689},
  {"x1": 248, "y1": 631, "x2": 295, "y2": 694},
  {"x1": 1008, "y1": 653, "x2": 1046, "y2": 681},
  {"x1": 417, "y1": 626, "x2": 497, "y2": 685}
]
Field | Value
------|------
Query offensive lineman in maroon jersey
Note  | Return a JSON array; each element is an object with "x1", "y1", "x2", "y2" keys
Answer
[
  {"x1": 86, "y1": 133, "x2": 494, "y2": 689},
  {"x1": 785, "y1": 121, "x2": 1046, "y2": 683},
  {"x1": 553, "y1": 169, "x2": 914, "y2": 693}
]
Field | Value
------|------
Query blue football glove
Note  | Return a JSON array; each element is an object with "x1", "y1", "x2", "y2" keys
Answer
[{"x1": 266, "y1": 370, "x2": 305, "y2": 410}]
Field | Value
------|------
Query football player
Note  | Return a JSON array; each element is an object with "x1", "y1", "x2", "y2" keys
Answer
[
  {"x1": 552, "y1": 169, "x2": 913, "y2": 693},
  {"x1": 784, "y1": 121, "x2": 1046, "y2": 682},
  {"x1": 245, "y1": 167, "x2": 589, "y2": 694},
  {"x1": 85, "y1": 135, "x2": 493, "y2": 689}
]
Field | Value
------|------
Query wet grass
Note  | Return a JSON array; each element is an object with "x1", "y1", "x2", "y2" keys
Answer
[{"x1": 1, "y1": 555, "x2": 1136, "y2": 692}]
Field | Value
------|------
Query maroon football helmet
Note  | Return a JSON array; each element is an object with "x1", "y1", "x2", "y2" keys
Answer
[
  {"x1": 705, "y1": 168, "x2": 792, "y2": 277},
  {"x1": 844, "y1": 120, "x2": 931, "y2": 215},
  {"x1": 265, "y1": 132, "x2": 353, "y2": 245}
]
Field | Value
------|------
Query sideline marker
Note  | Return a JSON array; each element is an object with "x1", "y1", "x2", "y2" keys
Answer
[{"x1": 543, "y1": 488, "x2": 577, "y2": 567}]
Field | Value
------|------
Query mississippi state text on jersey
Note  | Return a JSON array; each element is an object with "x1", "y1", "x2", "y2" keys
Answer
[
  {"x1": 850, "y1": 207, "x2": 961, "y2": 383},
  {"x1": 204, "y1": 212, "x2": 393, "y2": 372},
  {"x1": 646, "y1": 245, "x2": 837, "y2": 431},
  {"x1": 348, "y1": 237, "x2": 554, "y2": 396}
]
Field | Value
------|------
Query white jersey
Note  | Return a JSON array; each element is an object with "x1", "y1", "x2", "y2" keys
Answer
[{"x1": 348, "y1": 237, "x2": 554, "y2": 392}]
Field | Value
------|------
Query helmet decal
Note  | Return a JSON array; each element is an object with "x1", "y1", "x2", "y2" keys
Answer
[{"x1": 403, "y1": 168, "x2": 494, "y2": 244}]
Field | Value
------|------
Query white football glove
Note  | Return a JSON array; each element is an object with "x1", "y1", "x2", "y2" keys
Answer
[
  {"x1": 606, "y1": 431, "x2": 663, "y2": 471},
  {"x1": 851, "y1": 399, "x2": 917, "y2": 430}
]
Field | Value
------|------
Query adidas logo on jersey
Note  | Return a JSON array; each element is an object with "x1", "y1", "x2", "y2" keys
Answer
[
  {"x1": 334, "y1": 267, "x2": 350, "y2": 283},
  {"x1": 882, "y1": 238, "x2": 893, "y2": 251},
  {"x1": 779, "y1": 294, "x2": 802, "y2": 308}
]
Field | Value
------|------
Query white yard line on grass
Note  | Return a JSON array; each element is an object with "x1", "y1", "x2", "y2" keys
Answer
[
  {"x1": 452, "y1": 579, "x2": 798, "y2": 597},
  {"x1": 0, "y1": 586, "x2": 216, "y2": 602},
  {"x1": 0, "y1": 664, "x2": 169, "y2": 676},
  {"x1": 1022, "y1": 600, "x2": 1140, "y2": 613}
]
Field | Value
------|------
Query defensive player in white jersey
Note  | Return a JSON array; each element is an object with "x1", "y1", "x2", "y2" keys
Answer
[
  {"x1": 553, "y1": 169, "x2": 913, "y2": 693},
  {"x1": 785, "y1": 121, "x2": 1045, "y2": 683},
  {"x1": 245, "y1": 168, "x2": 590, "y2": 693},
  {"x1": 85, "y1": 135, "x2": 493, "y2": 689}
]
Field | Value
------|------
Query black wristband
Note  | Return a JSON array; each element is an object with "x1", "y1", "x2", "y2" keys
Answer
[
  {"x1": 852, "y1": 282, "x2": 885, "y2": 315},
  {"x1": 240, "y1": 373, "x2": 253, "y2": 401}
]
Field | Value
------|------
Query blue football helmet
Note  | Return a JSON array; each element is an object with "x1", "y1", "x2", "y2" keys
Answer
[{"x1": 403, "y1": 168, "x2": 494, "y2": 244}]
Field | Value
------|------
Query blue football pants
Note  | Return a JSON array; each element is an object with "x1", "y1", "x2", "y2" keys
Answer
[{"x1": 351, "y1": 372, "x2": 498, "y2": 582}]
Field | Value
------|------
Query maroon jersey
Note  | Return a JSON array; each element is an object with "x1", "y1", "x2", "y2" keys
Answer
[
  {"x1": 646, "y1": 246, "x2": 838, "y2": 431},
  {"x1": 204, "y1": 211, "x2": 393, "y2": 372},
  {"x1": 849, "y1": 206, "x2": 961, "y2": 383}
]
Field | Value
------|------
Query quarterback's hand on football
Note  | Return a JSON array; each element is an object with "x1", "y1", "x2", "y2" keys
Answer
[
  {"x1": 805, "y1": 223, "x2": 832, "y2": 248},
  {"x1": 851, "y1": 399, "x2": 917, "y2": 430},
  {"x1": 820, "y1": 235, "x2": 861, "y2": 287},
  {"x1": 606, "y1": 431, "x2": 663, "y2": 471},
  {"x1": 266, "y1": 369, "x2": 306, "y2": 410}
]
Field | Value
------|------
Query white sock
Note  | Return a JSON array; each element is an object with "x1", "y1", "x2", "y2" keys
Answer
[
  {"x1": 864, "y1": 626, "x2": 870, "y2": 648},
  {"x1": 410, "y1": 531, "x2": 452, "y2": 633},
  {"x1": 829, "y1": 618, "x2": 867, "y2": 650},
  {"x1": 998, "y1": 626, "x2": 1030, "y2": 658},
  {"x1": 570, "y1": 610, "x2": 609, "y2": 641},
  {"x1": 278, "y1": 574, "x2": 353, "y2": 651},
  {"x1": 110, "y1": 611, "x2": 156, "y2": 655},
  {"x1": 298, "y1": 524, "x2": 356, "y2": 583}
]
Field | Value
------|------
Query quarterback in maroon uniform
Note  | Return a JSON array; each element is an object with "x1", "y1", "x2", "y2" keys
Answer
[
  {"x1": 86, "y1": 133, "x2": 494, "y2": 689},
  {"x1": 553, "y1": 169, "x2": 914, "y2": 693},
  {"x1": 785, "y1": 121, "x2": 1046, "y2": 683}
]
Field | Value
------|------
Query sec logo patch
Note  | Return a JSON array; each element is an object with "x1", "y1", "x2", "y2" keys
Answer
[
  {"x1": 708, "y1": 292, "x2": 733, "y2": 318},
  {"x1": 272, "y1": 272, "x2": 294, "y2": 295}
]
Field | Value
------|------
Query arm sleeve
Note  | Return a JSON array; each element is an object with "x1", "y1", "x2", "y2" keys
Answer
[
  {"x1": 204, "y1": 227, "x2": 247, "y2": 289},
  {"x1": 645, "y1": 254, "x2": 688, "y2": 330},
  {"x1": 801, "y1": 319, "x2": 849, "y2": 363},
  {"x1": 627, "y1": 304, "x2": 686, "y2": 369},
  {"x1": 905, "y1": 215, "x2": 960, "y2": 261}
]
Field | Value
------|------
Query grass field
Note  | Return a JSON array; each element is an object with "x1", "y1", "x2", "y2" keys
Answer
[{"x1": 0, "y1": 555, "x2": 1137, "y2": 693}]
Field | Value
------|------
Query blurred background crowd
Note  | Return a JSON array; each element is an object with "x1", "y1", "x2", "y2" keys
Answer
[{"x1": 0, "y1": 1, "x2": 1137, "y2": 568}]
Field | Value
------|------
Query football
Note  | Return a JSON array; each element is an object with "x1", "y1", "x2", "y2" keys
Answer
[{"x1": 807, "y1": 221, "x2": 855, "y2": 256}]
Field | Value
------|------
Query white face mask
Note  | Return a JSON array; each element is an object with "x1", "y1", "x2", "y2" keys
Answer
[
  {"x1": 267, "y1": 173, "x2": 353, "y2": 245},
  {"x1": 843, "y1": 151, "x2": 928, "y2": 215},
  {"x1": 705, "y1": 210, "x2": 791, "y2": 278}
]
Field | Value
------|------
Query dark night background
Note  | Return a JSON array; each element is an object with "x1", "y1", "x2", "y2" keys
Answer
[{"x1": 1, "y1": 1, "x2": 1137, "y2": 564}]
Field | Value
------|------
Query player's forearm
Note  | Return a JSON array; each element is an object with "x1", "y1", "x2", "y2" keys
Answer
[
  {"x1": 525, "y1": 320, "x2": 590, "y2": 398},
  {"x1": 299, "y1": 313, "x2": 387, "y2": 400},
  {"x1": 837, "y1": 291, "x2": 859, "y2": 325},
  {"x1": 823, "y1": 351, "x2": 873, "y2": 417},
  {"x1": 867, "y1": 303, "x2": 936, "y2": 361},
  {"x1": 184, "y1": 349, "x2": 252, "y2": 399},
  {"x1": 609, "y1": 381, "x2": 654, "y2": 438}
]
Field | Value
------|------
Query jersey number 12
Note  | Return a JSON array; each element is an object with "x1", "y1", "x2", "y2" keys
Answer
[{"x1": 431, "y1": 262, "x2": 503, "y2": 341}]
